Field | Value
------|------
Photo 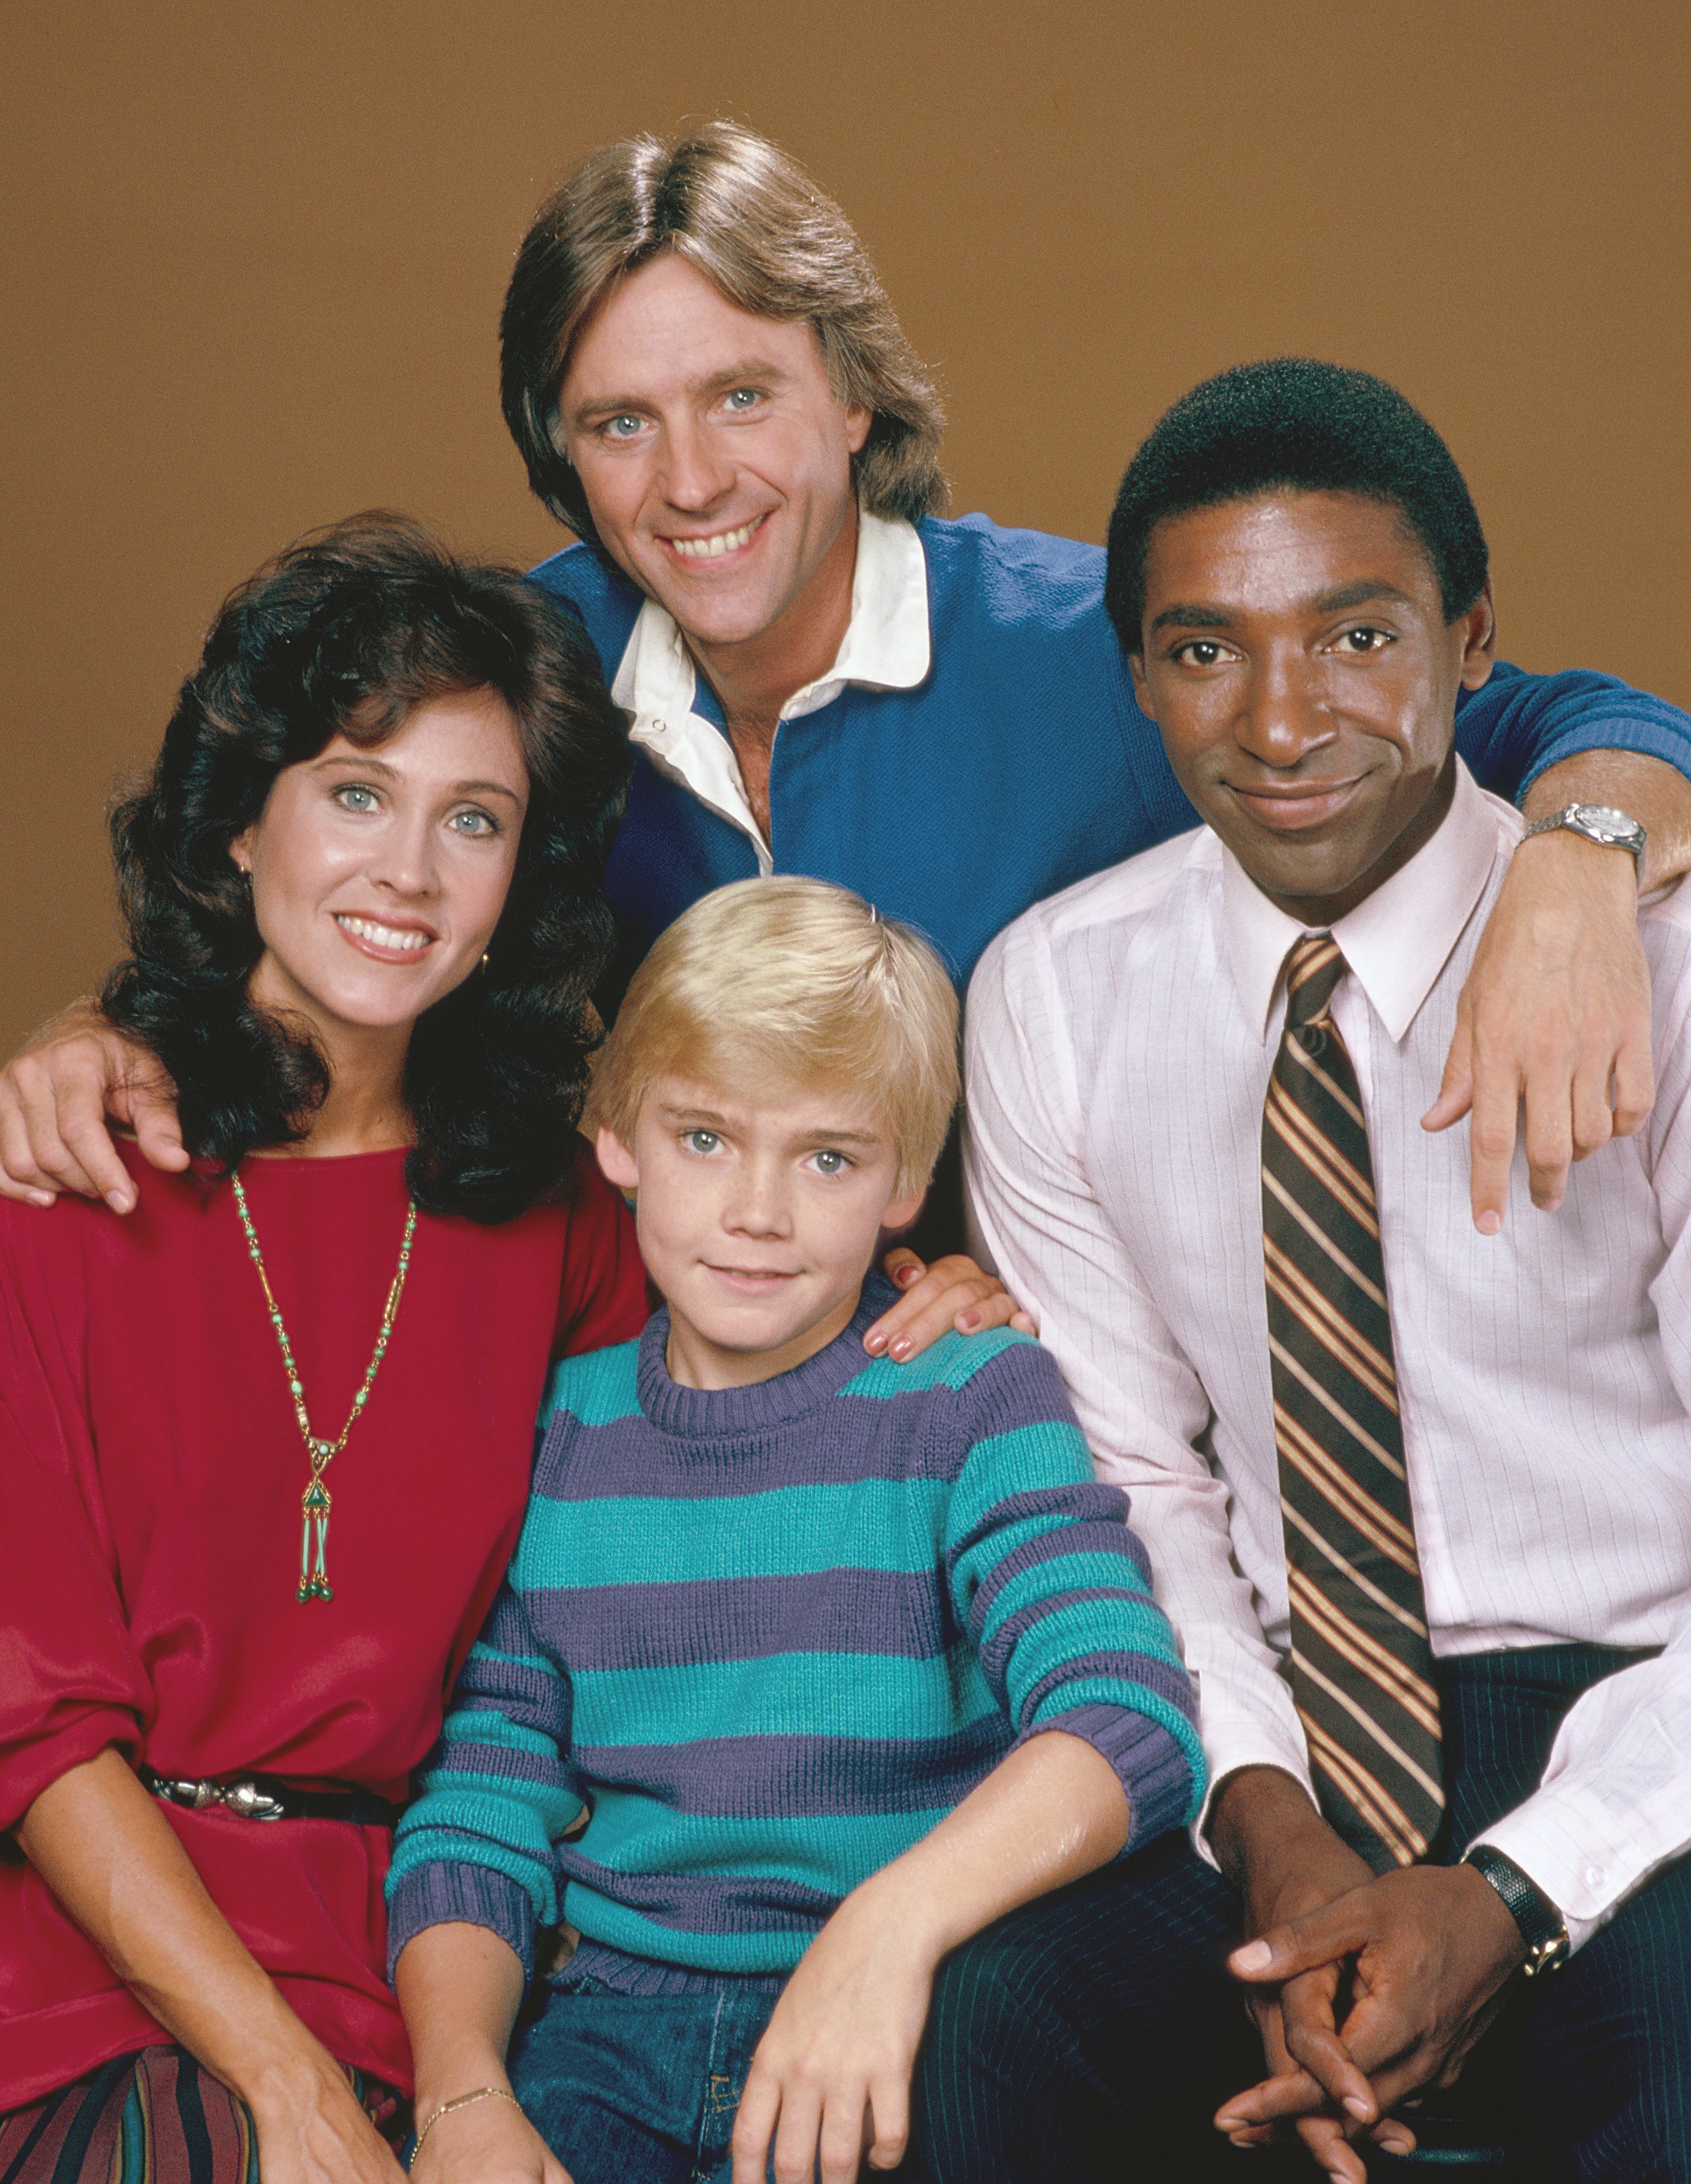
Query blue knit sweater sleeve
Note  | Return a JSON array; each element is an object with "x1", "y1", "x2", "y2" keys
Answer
[
  {"x1": 1452, "y1": 660, "x2": 1691, "y2": 801},
  {"x1": 385, "y1": 1578, "x2": 582, "y2": 1982},
  {"x1": 938, "y1": 1334, "x2": 1206, "y2": 1845}
]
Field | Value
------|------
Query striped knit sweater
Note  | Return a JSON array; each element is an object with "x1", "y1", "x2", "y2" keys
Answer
[{"x1": 387, "y1": 1275, "x2": 1204, "y2": 1980}]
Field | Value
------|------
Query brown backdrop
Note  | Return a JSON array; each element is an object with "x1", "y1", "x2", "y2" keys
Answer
[{"x1": 4, "y1": 0, "x2": 1689, "y2": 1053}]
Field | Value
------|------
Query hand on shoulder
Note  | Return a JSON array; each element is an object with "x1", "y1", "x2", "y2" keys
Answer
[
  {"x1": 865, "y1": 1246, "x2": 1036, "y2": 1361},
  {"x1": 0, "y1": 1004, "x2": 185, "y2": 1211}
]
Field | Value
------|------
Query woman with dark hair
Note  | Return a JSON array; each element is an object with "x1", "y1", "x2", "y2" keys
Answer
[{"x1": 0, "y1": 516, "x2": 651, "y2": 2184}]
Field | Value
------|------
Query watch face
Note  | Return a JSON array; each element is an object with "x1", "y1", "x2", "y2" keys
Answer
[{"x1": 1572, "y1": 805, "x2": 1644, "y2": 843}]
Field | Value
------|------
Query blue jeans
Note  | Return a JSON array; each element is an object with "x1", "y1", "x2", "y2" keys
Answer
[{"x1": 510, "y1": 1967, "x2": 784, "y2": 2184}]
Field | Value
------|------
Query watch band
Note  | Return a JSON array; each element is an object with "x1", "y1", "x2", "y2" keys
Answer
[
  {"x1": 1522, "y1": 802, "x2": 1647, "y2": 879},
  {"x1": 1463, "y1": 1844, "x2": 1570, "y2": 1976}
]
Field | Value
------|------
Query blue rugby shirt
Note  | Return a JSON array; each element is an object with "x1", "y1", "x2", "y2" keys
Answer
[{"x1": 531, "y1": 511, "x2": 1691, "y2": 994}]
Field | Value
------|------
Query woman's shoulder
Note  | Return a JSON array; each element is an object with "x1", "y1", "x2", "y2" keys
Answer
[
  {"x1": 550, "y1": 1142, "x2": 648, "y2": 1358},
  {"x1": 0, "y1": 1142, "x2": 205, "y2": 1270}
]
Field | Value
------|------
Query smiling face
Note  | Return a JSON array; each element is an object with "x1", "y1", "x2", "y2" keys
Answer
[
  {"x1": 1129, "y1": 490, "x2": 1496, "y2": 924},
  {"x1": 597, "y1": 1073, "x2": 924, "y2": 1390},
  {"x1": 231, "y1": 688, "x2": 529, "y2": 1067},
  {"x1": 556, "y1": 253, "x2": 871, "y2": 657}
]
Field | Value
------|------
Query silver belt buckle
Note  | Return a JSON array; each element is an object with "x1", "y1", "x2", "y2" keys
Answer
[
  {"x1": 223, "y1": 1779, "x2": 287, "y2": 1821},
  {"x1": 149, "y1": 1773, "x2": 285, "y2": 1820}
]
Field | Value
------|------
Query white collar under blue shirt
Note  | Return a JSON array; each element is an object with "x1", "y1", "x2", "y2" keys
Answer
[{"x1": 609, "y1": 510, "x2": 931, "y2": 873}]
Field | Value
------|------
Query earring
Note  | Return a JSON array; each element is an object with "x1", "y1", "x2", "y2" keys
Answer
[{"x1": 480, "y1": 951, "x2": 491, "y2": 970}]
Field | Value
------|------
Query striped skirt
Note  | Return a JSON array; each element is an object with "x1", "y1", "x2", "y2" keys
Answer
[{"x1": 0, "y1": 2049, "x2": 408, "y2": 2184}]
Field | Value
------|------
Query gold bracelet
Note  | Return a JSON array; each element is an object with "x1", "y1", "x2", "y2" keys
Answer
[{"x1": 410, "y1": 2086, "x2": 521, "y2": 2166}]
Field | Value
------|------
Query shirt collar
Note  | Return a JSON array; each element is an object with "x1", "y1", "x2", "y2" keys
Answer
[
  {"x1": 609, "y1": 510, "x2": 930, "y2": 863},
  {"x1": 610, "y1": 507, "x2": 930, "y2": 733},
  {"x1": 1222, "y1": 759, "x2": 1512, "y2": 1045}
]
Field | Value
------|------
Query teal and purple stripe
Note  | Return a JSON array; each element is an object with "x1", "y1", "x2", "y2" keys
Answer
[{"x1": 389, "y1": 1278, "x2": 1203, "y2": 1979}]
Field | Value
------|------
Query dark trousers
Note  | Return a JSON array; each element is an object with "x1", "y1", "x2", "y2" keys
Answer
[{"x1": 911, "y1": 1646, "x2": 1691, "y2": 2184}]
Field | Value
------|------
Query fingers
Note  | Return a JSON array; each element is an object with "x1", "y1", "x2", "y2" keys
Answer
[
  {"x1": 769, "y1": 2084, "x2": 823, "y2": 2184},
  {"x1": 866, "y1": 1251, "x2": 1015, "y2": 1361},
  {"x1": 878, "y1": 1247, "x2": 925, "y2": 1294},
  {"x1": 58, "y1": 1110, "x2": 143, "y2": 1214},
  {"x1": 1421, "y1": 1011, "x2": 1474, "y2": 1136},
  {"x1": 1229, "y1": 1901, "x2": 1366, "y2": 1987},
  {"x1": 0, "y1": 1048, "x2": 138, "y2": 1211},
  {"x1": 0, "y1": 1098, "x2": 58, "y2": 1205},
  {"x1": 1443, "y1": 832, "x2": 1662, "y2": 1223},
  {"x1": 1610, "y1": 1026, "x2": 1656, "y2": 1142},
  {"x1": 1216, "y1": 2064, "x2": 1326, "y2": 2131},
  {"x1": 1294, "y1": 2111, "x2": 1370, "y2": 2184},
  {"x1": 729, "y1": 2070, "x2": 781, "y2": 2184},
  {"x1": 1462, "y1": 1067, "x2": 1520, "y2": 1235},
  {"x1": 125, "y1": 1085, "x2": 191, "y2": 1174},
  {"x1": 1280, "y1": 1968, "x2": 1379, "y2": 2126},
  {"x1": 734, "y1": 2059, "x2": 903, "y2": 2184},
  {"x1": 1218, "y1": 1985, "x2": 1375, "y2": 2135},
  {"x1": 815, "y1": 2092, "x2": 870, "y2": 2184},
  {"x1": 864, "y1": 2075, "x2": 910, "y2": 2172},
  {"x1": 2, "y1": 1053, "x2": 131, "y2": 1208},
  {"x1": 1219, "y1": 1955, "x2": 1376, "y2": 2146}
]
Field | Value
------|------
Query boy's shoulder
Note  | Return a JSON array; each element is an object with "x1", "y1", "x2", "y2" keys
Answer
[
  {"x1": 538, "y1": 1334, "x2": 645, "y2": 1433},
  {"x1": 836, "y1": 1322, "x2": 1060, "y2": 1404}
]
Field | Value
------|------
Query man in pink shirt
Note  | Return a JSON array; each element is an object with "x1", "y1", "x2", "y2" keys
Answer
[{"x1": 960, "y1": 360, "x2": 1691, "y2": 2182}]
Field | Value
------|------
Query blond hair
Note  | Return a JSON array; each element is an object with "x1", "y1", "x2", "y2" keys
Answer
[
  {"x1": 500, "y1": 122, "x2": 948, "y2": 545},
  {"x1": 587, "y1": 878, "x2": 959, "y2": 1198}
]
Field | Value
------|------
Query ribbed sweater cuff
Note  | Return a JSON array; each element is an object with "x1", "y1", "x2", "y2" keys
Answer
[
  {"x1": 1021, "y1": 1703, "x2": 1196, "y2": 1851},
  {"x1": 386, "y1": 1860, "x2": 536, "y2": 1984}
]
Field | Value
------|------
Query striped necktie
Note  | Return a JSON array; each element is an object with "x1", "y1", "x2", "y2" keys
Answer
[{"x1": 1262, "y1": 933, "x2": 1444, "y2": 1870}]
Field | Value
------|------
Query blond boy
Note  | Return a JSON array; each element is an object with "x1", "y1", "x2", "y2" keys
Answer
[{"x1": 384, "y1": 878, "x2": 1201, "y2": 2184}]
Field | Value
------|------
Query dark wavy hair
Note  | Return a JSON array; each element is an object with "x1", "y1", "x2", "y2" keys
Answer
[
  {"x1": 101, "y1": 515, "x2": 632, "y2": 1223},
  {"x1": 1106, "y1": 358, "x2": 1489, "y2": 648}
]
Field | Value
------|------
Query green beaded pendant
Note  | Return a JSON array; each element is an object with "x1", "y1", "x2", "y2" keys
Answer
[
  {"x1": 297, "y1": 1461, "x2": 336, "y2": 1604},
  {"x1": 231, "y1": 1168, "x2": 416, "y2": 1607}
]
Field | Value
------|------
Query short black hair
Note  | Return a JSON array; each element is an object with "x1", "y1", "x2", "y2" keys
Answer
[
  {"x1": 1105, "y1": 358, "x2": 1489, "y2": 647},
  {"x1": 102, "y1": 515, "x2": 632, "y2": 1224}
]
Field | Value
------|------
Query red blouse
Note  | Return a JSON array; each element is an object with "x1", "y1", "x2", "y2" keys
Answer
[{"x1": 0, "y1": 1139, "x2": 648, "y2": 2107}]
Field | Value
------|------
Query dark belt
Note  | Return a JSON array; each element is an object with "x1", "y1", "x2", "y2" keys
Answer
[{"x1": 140, "y1": 1763, "x2": 404, "y2": 1827}]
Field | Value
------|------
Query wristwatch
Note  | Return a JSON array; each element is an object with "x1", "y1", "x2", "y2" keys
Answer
[
  {"x1": 1462, "y1": 1844, "x2": 1571, "y2": 1977},
  {"x1": 1521, "y1": 802, "x2": 1647, "y2": 881}
]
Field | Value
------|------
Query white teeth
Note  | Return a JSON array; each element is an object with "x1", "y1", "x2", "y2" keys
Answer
[
  {"x1": 669, "y1": 518, "x2": 759, "y2": 560},
  {"x1": 336, "y1": 915, "x2": 432, "y2": 952}
]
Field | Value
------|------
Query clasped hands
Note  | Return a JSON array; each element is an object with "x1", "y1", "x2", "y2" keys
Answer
[{"x1": 1211, "y1": 1769, "x2": 1529, "y2": 2184}]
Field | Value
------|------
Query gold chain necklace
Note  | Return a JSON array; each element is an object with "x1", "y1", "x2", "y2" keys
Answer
[{"x1": 230, "y1": 1167, "x2": 418, "y2": 1605}]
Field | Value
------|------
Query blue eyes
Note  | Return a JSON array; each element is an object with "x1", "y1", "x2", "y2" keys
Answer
[
  {"x1": 677, "y1": 1133, "x2": 852, "y2": 1173},
  {"x1": 595, "y1": 392, "x2": 761, "y2": 443},
  {"x1": 329, "y1": 784, "x2": 499, "y2": 836}
]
